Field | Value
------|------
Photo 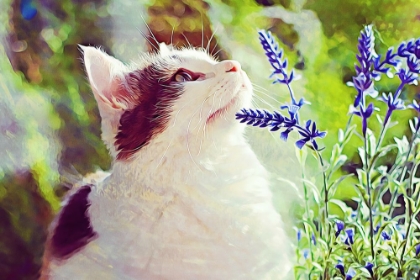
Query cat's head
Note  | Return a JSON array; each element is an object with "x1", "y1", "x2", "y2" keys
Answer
[{"x1": 82, "y1": 44, "x2": 253, "y2": 161}]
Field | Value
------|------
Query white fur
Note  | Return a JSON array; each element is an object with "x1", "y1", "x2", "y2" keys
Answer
[{"x1": 46, "y1": 46, "x2": 293, "y2": 279}]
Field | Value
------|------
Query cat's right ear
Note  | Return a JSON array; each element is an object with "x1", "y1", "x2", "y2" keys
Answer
[
  {"x1": 80, "y1": 46, "x2": 133, "y2": 158},
  {"x1": 79, "y1": 46, "x2": 131, "y2": 111}
]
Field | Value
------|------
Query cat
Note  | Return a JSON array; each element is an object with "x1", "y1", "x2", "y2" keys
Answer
[{"x1": 41, "y1": 42, "x2": 293, "y2": 279}]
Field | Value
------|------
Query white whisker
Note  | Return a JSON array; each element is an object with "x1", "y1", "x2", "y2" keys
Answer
[
  {"x1": 171, "y1": 25, "x2": 175, "y2": 46},
  {"x1": 201, "y1": 16, "x2": 204, "y2": 49},
  {"x1": 181, "y1": 33, "x2": 192, "y2": 48},
  {"x1": 206, "y1": 26, "x2": 219, "y2": 55},
  {"x1": 253, "y1": 87, "x2": 284, "y2": 105},
  {"x1": 252, "y1": 92, "x2": 279, "y2": 111},
  {"x1": 136, "y1": 27, "x2": 159, "y2": 52},
  {"x1": 141, "y1": 15, "x2": 160, "y2": 47}
]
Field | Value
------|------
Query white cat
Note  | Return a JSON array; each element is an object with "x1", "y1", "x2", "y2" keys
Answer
[{"x1": 41, "y1": 43, "x2": 293, "y2": 280}]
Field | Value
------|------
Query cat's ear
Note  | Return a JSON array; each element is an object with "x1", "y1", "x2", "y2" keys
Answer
[
  {"x1": 159, "y1": 42, "x2": 171, "y2": 56},
  {"x1": 80, "y1": 45, "x2": 130, "y2": 111},
  {"x1": 80, "y1": 45, "x2": 132, "y2": 158}
]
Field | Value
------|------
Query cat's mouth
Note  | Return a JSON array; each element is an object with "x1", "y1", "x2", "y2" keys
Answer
[{"x1": 206, "y1": 95, "x2": 239, "y2": 124}]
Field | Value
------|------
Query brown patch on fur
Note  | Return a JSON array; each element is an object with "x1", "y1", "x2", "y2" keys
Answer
[
  {"x1": 115, "y1": 63, "x2": 182, "y2": 160},
  {"x1": 40, "y1": 185, "x2": 96, "y2": 279}
]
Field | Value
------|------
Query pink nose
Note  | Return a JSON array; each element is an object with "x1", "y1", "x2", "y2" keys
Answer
[{"x1": 219, "y1": 60, "x2": 241, "y2": 73}]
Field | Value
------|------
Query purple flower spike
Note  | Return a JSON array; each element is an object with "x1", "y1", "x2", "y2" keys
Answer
[
  {"x1": 236, "y1": 30, "x2": 326, "y2": 152},
  {"x1": 415, "y1": 244, "x2": 420, "y2": 256},
  {"x1": 258, "y1": 30, "x2": 294, "y2": 88},
  {"x1": 350, "y1": 25, "x2": 377, "y2": 107}
]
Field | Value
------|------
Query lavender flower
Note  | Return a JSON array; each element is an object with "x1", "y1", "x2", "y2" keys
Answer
[
  {"x1": 336, "y1": 262, "x2": 345, "y2": 276},
  {"x1": 352, "y1": 103, "x2": 375, "y2": 136},
  {"x1": 335, "y1": 220, "x2": 345, "y2": 237},
  {"x1": 398, "y1": 68, "x2": 418, "y2": 85},
  {"x1": 296, "y1": 121, "x2": 326, "y2": 150},
  {"x1": 365, "y1": 262, "x2": 374, "y2": 277},
  {"x1": 381, "y1": 231, "x2": 391, "y2": 241},
  {"x1": 380, "y1": 92, "x2": 405, "y2": 124},
  {"x1": 349, "y1": 26, "x2": 420, "y2": 136},
  {"x1": 350, "y1": 25, "x2": 378, "y2": 107},
  {"x1": 236, "y1": 30, "x2": 326, "y2": 151},
  {"x1": 345, "y1": 228, "x2": 355, "y2": 245},
  {"x1": 258, "y1": 30, "x2": 296, "y2": 88}
]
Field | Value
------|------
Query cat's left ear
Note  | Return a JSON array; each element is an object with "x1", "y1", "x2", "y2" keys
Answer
[{"x1": 80, "y1": 45, "x2": 131, "y2": 111}]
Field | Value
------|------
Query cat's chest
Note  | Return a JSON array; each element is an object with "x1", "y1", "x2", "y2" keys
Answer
[
  {"x1": 81, "y1": 187, "x2": 272, "y2": 276},
  {"x1": 48, "y1": 172, "x2": 291, "y2": 279}
]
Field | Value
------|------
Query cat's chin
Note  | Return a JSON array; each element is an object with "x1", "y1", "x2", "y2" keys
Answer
[{"x1": 206, "y1": 93, "x2": 244, "y2": 125}]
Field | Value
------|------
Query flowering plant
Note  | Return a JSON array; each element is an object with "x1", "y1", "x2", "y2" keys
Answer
[{"x1": 237, "y1": 26, "x2": 420, "y2": 279}]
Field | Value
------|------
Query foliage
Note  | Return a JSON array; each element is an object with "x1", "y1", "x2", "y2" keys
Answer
[{"x1": 242, "y1": 26, "x2": 420, "y2": 279}]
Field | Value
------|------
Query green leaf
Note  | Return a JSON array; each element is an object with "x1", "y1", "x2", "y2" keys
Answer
[
  {"x1": 356, "y1": 169, "x2": 367, "y2": 186},
  {"x1": 302, "y1": 178, "x2": 321, "y2": 205},
  {"x1": 329, "y1": 199, "x2": 350, "y2": 215},
  {"x1": 394, "y1": 135, "x2": 410, "y2": 156},
  {"x1": 409, "y1": 117, "x2": 419, "y2": 134},
  {"x1": 327, "y1": 174, "x2": 353, "y2": 194},
  {"x1": 338, "y1": 128, "x2": 344, "y2": 143},
  {"x1": 343, "y1": 124, "x2": 357, "y2": 146},
  {"x1": 365, "y1": 128, "x2": 377, "y2": 157}
]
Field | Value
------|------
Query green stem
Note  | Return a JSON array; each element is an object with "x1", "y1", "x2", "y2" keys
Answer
[
  {"x1": 364, "y1": 135, "x2": 375, "y2": 260},
  {"x1": 375, "y1": 116, "x2": 390, "y2": 153},
  {"x1": 316, "y1": 151, "x2": 329, "y2": 238},
  {"x1": 301, "y1": 168, "x2": 315, "y2": 263}
]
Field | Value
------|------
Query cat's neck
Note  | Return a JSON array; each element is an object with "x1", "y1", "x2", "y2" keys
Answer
[{"x1": 98, "y1": 131, "x2": 266, "y2": 199}]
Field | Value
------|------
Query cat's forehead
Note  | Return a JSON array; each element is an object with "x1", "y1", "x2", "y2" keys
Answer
[{"x1": 138, "y1": 47, "x2": 217, "y2": 72}]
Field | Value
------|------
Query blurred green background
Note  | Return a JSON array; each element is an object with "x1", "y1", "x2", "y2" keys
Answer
[{"x1": 0, "y1": 0, "x2": 419, "y2": 278}]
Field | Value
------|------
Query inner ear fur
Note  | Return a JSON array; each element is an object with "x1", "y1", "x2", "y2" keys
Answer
[{"x1": 80, "y1": 45, "x2": 133, "y2": 111}]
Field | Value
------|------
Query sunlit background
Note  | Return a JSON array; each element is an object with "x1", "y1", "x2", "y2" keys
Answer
[{"x1": 0, "y1": 0, "x2": 419, "y2": 278}]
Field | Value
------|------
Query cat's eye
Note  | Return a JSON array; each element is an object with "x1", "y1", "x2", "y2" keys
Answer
[
  {"x1": 172, "y1": 69, "x2": 202, "y2": 83},
  {"x1": 174, "y1": 72, "x2": 193, "y2": 82}
]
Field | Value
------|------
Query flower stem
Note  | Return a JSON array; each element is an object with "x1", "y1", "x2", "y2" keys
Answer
[
  {"x1": 364, "y1": 136, "x2": 375, "y2": 260},
  {"x1": 375, "y1": 116, "x2": 390, "y2": 152},
  {"x1": 316, "y1": 150, "x2": 329, "y2": 239}
]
